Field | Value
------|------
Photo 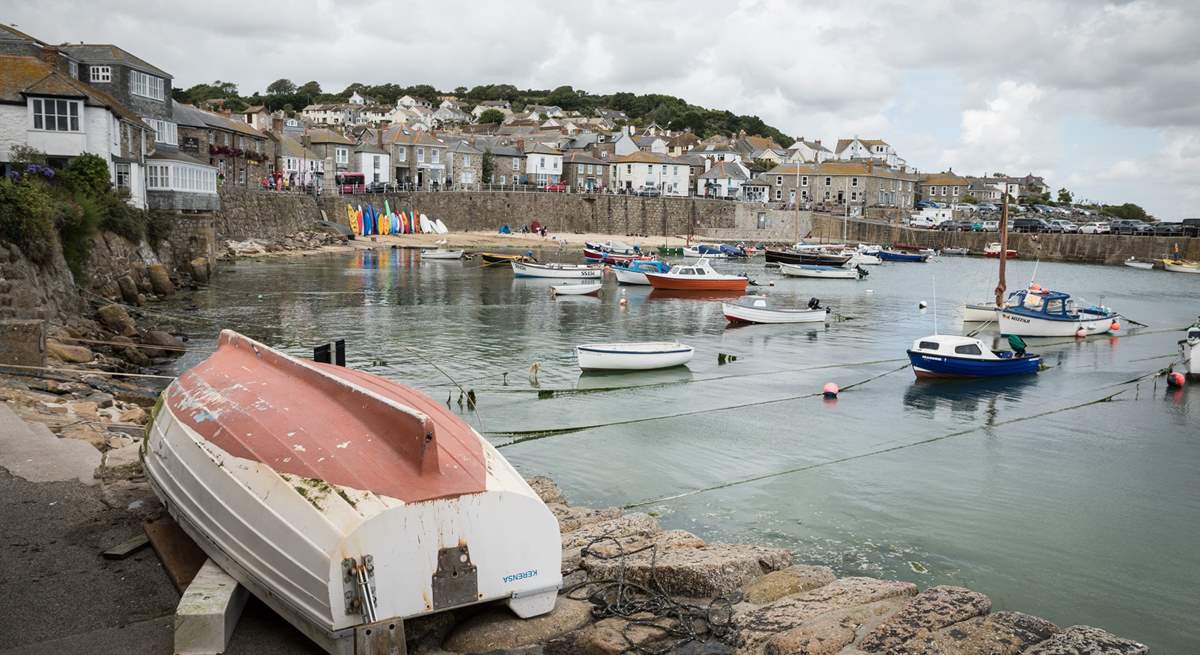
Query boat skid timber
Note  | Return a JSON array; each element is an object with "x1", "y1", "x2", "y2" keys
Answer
[{"x1": 145, "y1": 331, "x2": 561, "y2": 655}]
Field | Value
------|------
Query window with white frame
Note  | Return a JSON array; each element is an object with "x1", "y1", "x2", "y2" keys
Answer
[
  {"x1": 941, "y1": 186, "x2": 947, "y2": 195},
  {"x1": 952, "y1": 186, "x2": 959, "y2": 196},
  {"x1": 90, "y1": 66, "x2": 112, "y2": 83},
  {"x1": 774, "y1": 188, "x2": 782, "y2": 200},
  {"x1": 851, "y1": 177, "x2": 859, "y2": 187},
  {"x1": 513, "y1": 158, "x2": 520, "y2": 171},
  {"x1": 775, "y1": 176, "x2": 783, "y2": 186},
  {"x1": 398, "y1": 147, "x2": 406, "y2": 162},
  {"x1": 431, "y1": 149, "x2": 440, "y2": 164},
  {"x1": 115, "y1": 162, "x2": 130, "y2": 189},
  {"x1": 31, "y1": 98, "x2": 80, "y2": 131},
  {"x1": 463, "y1": 154, "x2": 471, "y2": 167},
  {"x1": 336, "y1": 147, "x2": 349, "y2": 165},
  {"x1": 416, "y1": 147, "x2": 425, "y2": 163},
  {"x1": 824, "y1": 176, "x2": 831, "y2": 186},
  {"x1": 801, "y1": 176, "x2": 809, "y2": 186},
  {"x1": 143, "y1": 118, "x2": 178, "y2": 145},
  {"x1": 130, "y1": 70, "x2": 165, "y2": 100}
]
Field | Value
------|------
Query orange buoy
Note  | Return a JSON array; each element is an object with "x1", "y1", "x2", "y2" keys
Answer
[
  {"x1": 1168, "y1": 371, "x2": 1185, "y2": 387},
  {"x1": 822, "y1": 382, "x2": 839, "y2": 398},
  {"x1": 1110, "y1": 320, "x2": 1121, "y2": 331},
  {"x1": 1075, "y1": 327, "x2": 1087, "y2": 338}
]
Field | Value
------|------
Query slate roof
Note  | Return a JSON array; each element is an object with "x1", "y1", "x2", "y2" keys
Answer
[
  {"x1": 698, "y1": 161, "x2": 749, "y2": 180},
  {"x1": 0, "y1": 54, "x2": 141, "y2": 123},
  {"x1": 306, "y1": 128, "x2": 355, "y2": 145},
  {"x1": 919, "y1": 172, "x2": 970, "y2": 186},
  {"x1": 59, "y1": 43, "x2": 170, "y2": 78},
  {"x1": 523, "y1": 142, "x2": 561, "y2": 155},
  {"x1": 174, "y1": 103, "x2": 267, "y2": 139},
  {"x1": 834, "y1": 138, "x2": 890, "y2": 154},
  {"x1": 563, "y1": 152, "x2": 606, "y2": 165}
]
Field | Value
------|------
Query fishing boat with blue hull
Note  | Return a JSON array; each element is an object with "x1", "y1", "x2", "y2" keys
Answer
[
  {"x1": 612, "y1": 260, "x2": 670, "y2": 285},
  {"x1": 907, "y1": 334, "x2": 1041, "y2": 378},
  {"x1": 999, "y1": 289, "x2": 1120, "y2": 337},
  {"x1": 879, "y1": 250, "x2": 929, "y2": 263}
]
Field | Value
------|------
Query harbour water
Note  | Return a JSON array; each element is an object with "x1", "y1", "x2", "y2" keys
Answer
[{"x1": 167, "y1": 249, "x2": 1199, "y2": 652}]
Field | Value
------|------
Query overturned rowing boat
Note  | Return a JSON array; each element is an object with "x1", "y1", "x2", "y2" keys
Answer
[{"x1": 144, "y1": 331, "x2": 562, "y2": 654}]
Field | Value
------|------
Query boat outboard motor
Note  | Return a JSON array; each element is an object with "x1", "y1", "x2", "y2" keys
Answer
[
  {"x1": 856, "y1": 265, "x2": 869, "y2": 278},
  {"x1": 808, "y1": 297, "x2": 822, "y2": 310}
]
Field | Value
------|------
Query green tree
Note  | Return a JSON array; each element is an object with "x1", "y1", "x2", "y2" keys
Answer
[
  {"x1": 297, "y1": 80, "x2": 322, "y2": 96},
  {"x1": 481, "y1": 151, "x2": 495, "y2": 183},
  {"x1": 267, "y1": 78, "x2": 296, "y2": 95},
  {"x1": 545, "y1": 85, "x2": 582, "y2": 110},
  {"x1": 60, "y1": 153, "x2": 111, "y2": 195},
  {"x1": 1102, "y1": 203, "x2": 1150, "y2": 222},
  {"x1": 477, "y1": 109, "x2": 505, "y2": 124},
  {"x1": 1056, "y1": 187, "x2": 1073, "y2": 204},
  {"x1": 454, "y1": 86, "x2": 467, "y2": 96}
]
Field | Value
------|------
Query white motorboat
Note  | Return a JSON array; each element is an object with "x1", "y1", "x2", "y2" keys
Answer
[
  {"x1": 421, "y1": 249, "x2": 464, "y2": 260},
  {"x1": 941, "y1": 247, "x2": 969, "y2": 256},
  {"x1": 857, "y1": 243, "x2": 882, "y2": 255},
  {"x1": 681, "y1": 246, "x2": 727, "y2": 259},
  {"x1": 778, "y1": 263, "x2": 866, "y2": 279},
  {"x1": 1181, "y1": 319, "x2": 1199, "y2": 379},
  {"x1": 512, "y1": 261, "x2": 603, "y2": 279},
  {"x1": 552, "y1": 282, "x2": 602, "y2": 295},
  {"x1": 999, "y1": 288, "x2": 1120, "y2": 337},
  {"x1": 722, "y1": 296, "x2": 830, "y2": 324},
  {"x1": 1123, "y1": 257, "x2": 1154, "y2": 270},
  {"x1": 585, "y1": 239, "x2": 638, "y2": 255},
  {"x1": 144, "y1": 331, "x2": 562, "y2": 655},
  {"x1": 611, "y1": 260, "x2": 670, "y2": 285},
  {"x1": 963, "y1": 303, "x2": 1002, "y2": 322},
  {"x1": 846, "y1": 252, "x2": 882, "y2": 266},
  {"x1": 576, "y1": 341, "x2": 694, "y2": 371}
]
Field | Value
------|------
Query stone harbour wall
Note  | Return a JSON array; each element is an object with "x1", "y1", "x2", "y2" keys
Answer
[{"x1": 214, "y1": 188, "x2": 324, "y2": 240}]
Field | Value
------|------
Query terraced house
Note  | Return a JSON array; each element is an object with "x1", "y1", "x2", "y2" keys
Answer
[
  {"x1": 756, "y1": 162, "x2": 917, "y2": 214},
  {"x1": 610, "y1": 151, "x2": 690, "y2": 196},
  {"x1": 562, "y1": 151, "x2": 608, "y2": 192},
  {"x1": 917, "y1": 171, "x2": 971, "y2": 204},
  {"x1": 174, "y1": 103, "x2": 272, "y2": 187},
  {"x1": 384, "y1": 127, "x2": 447, "y2": 189}
]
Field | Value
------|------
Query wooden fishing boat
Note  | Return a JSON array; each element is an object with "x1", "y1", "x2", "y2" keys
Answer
[
  {"x1": 907, "y1": 334, "x2": 1041, "y2": 378},
  {"x1": 878, "y1": 250, "x2": 929, "y2": 263},
  {"x1": 999, "y1": 289, "x2": 1120, "y2": 337},
  {"x1": 778, "y1": 263, "x2": 866, "y2": 279},
  {"x1": 1123, "y1": 257, "x2": 1155, "y2": 270},
  {"x1": 480, "y1": 252, "x2": 532, "y2": 265},
  {"x1": 722, "y1": 297, "x2": 829, "y2": 324},
  {"x1": 983, "y1": 243, "x2": 1018, "y2": 258},
  {"x1": 551, "y1": 282, "x2": 602, "y2": 295},
  {"x1": 421, "y1": 249, "x2": 465, "y2": 260},
  {"x1": 644, "y1": 260, "x2": 748, "y2": 292},
  {"x1": 765, "y1": 249, "x2": 852, "y2": 266},
  {"x1": 1163, "y1": 259, "x2": 1200, "y2": 273},
  {"x1": 612, "y1": 260, "x2": 670, "y2": 285},
  {"x1": 512, "y1": 261, "x2": 603, "y2": 279},
  {"x1": 144, "y1": 331, "x2": 562, "y2": 655},
  {"x1": 576, "y1": 342, "x2": 694, "y2": 370}
]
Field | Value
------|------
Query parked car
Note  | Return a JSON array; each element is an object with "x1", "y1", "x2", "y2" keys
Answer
[
  {"x1": 909, "y1": 215, "x2": 949, "y2": 229},
  {"x1": 1079, "y1": 222, "x2": 1110, "y2": 234},
  {"x1": 365, "y1": 181, "x2": 389, "y2": 193},
  {"x1": 542, "y1": 182, "x2": 567, "y2": 192},
  {"x1": 1152, "y1": 222, "x2": 1183, "y2": 236},
  {"x1": 982, "y1": 219, "x2": 1000, "y2": 231},
  {"x1": 1109, "y1": 219, "x2": 1153, "y2": 235},
  {"x1": 977, "y1": 203, "x2": 999, "y2": 212},
  {"x1": 1048, "y1": 219, "x2": 1079, "y2": 233},
  {"x1": 915, "y1": 200, "x2": 940, "y2": 210},
  {"x1": 1013, "y1": 218, "x2": 1051, "y2": 233},
  {"x1": 636, "y1": 185, "x2": 661, "y2": 197}
]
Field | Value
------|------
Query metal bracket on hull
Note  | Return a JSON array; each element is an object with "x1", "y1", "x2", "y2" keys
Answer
[
  {"x1": 431, "y1": 544, "x2": 478, "y2": 610},
  {"x1": 354, "y1": 618, "x2": 406, "y2": 655},
  {"x1": 343, "y1": 556, "x2": 378, "y2": 622}
]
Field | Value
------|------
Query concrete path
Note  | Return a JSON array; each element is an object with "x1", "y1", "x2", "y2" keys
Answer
[{"x1": 0, "y1": 402, "x2": 100, "y2": 485}]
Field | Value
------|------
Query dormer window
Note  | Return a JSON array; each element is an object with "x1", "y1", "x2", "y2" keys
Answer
[
  {"x1": 90, "y1": 66, "x2": 112, "y2": 83},
  {"x1": 130, "y1": 70, "x2": 165, "y2": 101},
  {"x1": 31, "y1": 98, "x2": 80, "y2": 131}
]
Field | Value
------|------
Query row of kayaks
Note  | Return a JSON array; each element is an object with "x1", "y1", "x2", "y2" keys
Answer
[{"x1": 345, "y1": 202, "x2": 447, "y2": 236}]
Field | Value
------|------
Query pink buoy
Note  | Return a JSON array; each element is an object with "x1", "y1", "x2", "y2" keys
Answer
[
  {"x1": 822, "y1": 382, "x2": 839, "y2": 398},
  {"x1": 1167, "y1": 371, "x2": 1185, "y2": 388},
  {"x1": 1075, "y1": 327, "x2": 1087, "y2": 338},
  {"x1": 1110, "y1": 320, "x2": 1121, "y2": 331}
]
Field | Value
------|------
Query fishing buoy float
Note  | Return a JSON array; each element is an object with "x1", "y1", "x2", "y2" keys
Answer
[
  {"x1": 1075, "y1": 327, "x2": 1087, "y2": 338},
  {"x1": 618, "y1": 288, "x2": 628, "y2": 307},
  {"x1": 822, "y1": 382, "x2": 839, "y2": 399},
  {"x1": 865, "y1": 289, "x2": 874, "y2": 294},
  {"x1": 918, "y1": 301, "x2": 928, "y2": 309},
  {"x1": 1167, "y1": 371, "x2": 1185, "y2": 388},
  {"x1": 1110, "y1": 320, "x2": 1121, "y2": 331}
]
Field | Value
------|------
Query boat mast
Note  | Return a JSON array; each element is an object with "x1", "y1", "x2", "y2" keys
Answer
[{"x1": 994, "y1": 189, "x2": 1009, "y2": 308}]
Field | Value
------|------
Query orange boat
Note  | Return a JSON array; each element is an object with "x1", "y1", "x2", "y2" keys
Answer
[{"x1": 644, "y1": 260, "x2": 748, "y2": 292}]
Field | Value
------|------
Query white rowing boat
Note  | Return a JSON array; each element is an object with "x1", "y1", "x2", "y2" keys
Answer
[
  {"x1": 576, "y1": 342, "x2": 694, "y2": 370},
  {"x1": 512, "y1": 261, "x2": 603, "y2": 279},
  {"x1": 421, "y1": 249, "x2": 464, "y2": 260},
  {"x1": 722, "y1": 297, "x2": 829, "y2": 324},
  {"x1": 552, "y1": 282, "x2": 602, "y2": 295},
  {"x1": 778, "y1": 263, "x2": 865, "y2": 279}
]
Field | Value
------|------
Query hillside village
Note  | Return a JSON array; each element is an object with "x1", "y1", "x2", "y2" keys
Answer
[{"x1": 3, "y1": 23, "x2": 1140, "y2": 227}]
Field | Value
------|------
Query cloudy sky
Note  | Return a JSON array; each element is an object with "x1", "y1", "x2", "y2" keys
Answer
[{"x1": 9, "y1": 0, "x2": 1199, "y2": 218}]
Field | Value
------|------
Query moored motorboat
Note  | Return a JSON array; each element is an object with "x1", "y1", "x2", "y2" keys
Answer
[
  {"x1": 999, "y1": 288, "x2": 1120, "y2": 337},
  {"x1": 963, "y1": 303, "x2": 1001, "y2": 322},
  {"x1": 421, "y1": 249, "x2": 465, "y2": 260},
  {"x1": 512, "y1": 261, "x2": 603, "y2": 279},
  {"x1": 644, "y1": 259, "x2": 748, "y2": 292},
  {"x1": 576, "y1": 341, "x2": 694, "y2": 370},
  {"x1": 1181, "y1": 318, "x2": 1199, "y2": 379},
  {"x1": 765, "y1": 249, "x2": 853, "y2": 266},
  {"x1": 983, "y1": 243, "x2": 1018, "y2": 258},
  {"x1": 1123, "y1": 257, "x2": 1155, "y2": 270},
  {"x1": 144, "y1": 331, "x2": 562, "y2": 655},
  {"x1": 722, "y1": 296, "x2": 829, "y2": 324},
  {"x1": 551, "y1": 282, "x2": 603, "y2": 295},
  {"x1": 778, "y1": 263, "x2": 866, "y2": 279},
  {"x1": 846, "y1": 252, "x2": 882, "y2": 266},
  {"x1": 612, "y1": 259, "x2": 670, "y2": 285},
  {"x1": 878, "y1": 250, "x2": 929, "y2": 263},
  {"x1": 585, "y1": 240, "x2": 639, "y2": 255},
  {"x1": 584, "y1": 248, "x2": 647, "y2": 265},
  {"x1": 907, "y1": 334, "x2": 1041, "y2": 378},
  {"x1": 682, "y1": 244, "x2": 727, "y2": 258},
  {"x1": 1163, "y1": 259, "x2": 1200, "y2": 273},
  {"x1": 941, "y1": 247, "x2": 969, "y2": 256}
]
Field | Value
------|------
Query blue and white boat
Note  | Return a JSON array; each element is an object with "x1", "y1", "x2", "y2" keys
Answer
[
  {"x1": 907, "y1": 334, "x2": 1041, "y2": 378},
  {"x1": 879, "y1": 250, "x2": 929, "y2": 263},
  {"x1": 999, "y1": 289, "x2": 1120, "y2": 337},
  {"x1": 778, "y1": 263, "x2": 866, "y2": 279},
  {"x1": 612, "y1": 260, "x2": 670, "y2": 285}
]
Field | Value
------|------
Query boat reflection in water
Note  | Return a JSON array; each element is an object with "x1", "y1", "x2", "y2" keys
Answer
[
  {"x1": 647, "y1": 288, "x2": 748, "y2": 301},
  {"x1": 574, "y1": 366, "x2": 695, "y2": 391},
  {"x1": 903, "y1": 374, "x2": 1038, "y2": 423}
]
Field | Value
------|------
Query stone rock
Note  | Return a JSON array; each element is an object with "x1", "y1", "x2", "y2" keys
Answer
[
  {"x1": 561, "y1": 512, "x2": 661, "y2": 574},
  {"x1": 147, "y1": 263, "x2": 175, "y2": 296},
  {"x1": 189, "y1": 257, "x2": 211, "y2": 284},
  {"x1": 46, "y1": 339, "x2": 94, "y2": 363},
  {"x1": 889, "y1": 610, "x2": 1059, "y2": 655},
  {"x1": 442, "y1": 597, "x2": 592, "y2": 653},
  {"x1": 103, "y1": 442, "x2": 142, "y2": 469},
  {"x1": 858, "y1": 586, "x2": 991, "y2": 653},
  {"x1": 89, "y1": 392, "x2": 115, "y2": 408},
  {"x1": 527, "y1": 476, "x2": 567, "y2": 505},
  {"x1": 551, "y1": 503, "x2": 623, "y2": 533},
  {"x1": 97, "y1": 304, "x2": 138, "y2": 337},
  {"x1": 574, "y1": 612, "x2": 677, "y2": 655},
  {"x1": 116, "y1": 275, "x2": 141, "y2": 305},
  {"x1": 741, "y1": 565, "x2": 836, "y2": 605},
  {"x1": 1021, "y1": 625, "x2": 1148, "y2": 655},
  {"x1": 68, "y1": 400, "x2": 100, "y2": 419},
  {"x1": 121, "y1": 346, "x2": 151, "y2": 367},
  {"x1": 764, "y1": 612, "x2": 856, "y2": 655},
  {"x1": 119, "y1": 405, "x2": 148, "y2": 425},
  {"x1": 734, "y1": 578, "x2": 918, "y2": 653},
  {"x1": 98, "y1": 279, "x2": 121, "y2": 301},
  {"x1": 585, "y1": 541, "x2": 791, "y2": 598},
  {"x1": 142, "y1": 329, "x2": 184, "y2": 358}
]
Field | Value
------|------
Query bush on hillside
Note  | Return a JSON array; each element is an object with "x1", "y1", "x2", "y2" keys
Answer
[{"x1": 0, "y1": 177, "x2": 57, "y2": 264}]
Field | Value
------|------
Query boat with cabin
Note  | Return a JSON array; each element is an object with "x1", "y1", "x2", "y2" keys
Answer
[
  {"x1": 1181, "y1": 318, "x2": 1200, "y2": 379},
  {"x1": 512, "y1": 261, "x2": 603, "y2": 279},
  {"x1": 999, "y1": 288, "x2": 1120, "y2": 337},
  {"x1": 722, "y1": 296, "x2": 830, "y2": 324},
  {"x1": 585, "y1": 240, "x2": 639, "y2": 255},
  {"x1": 143, "y1": 331, "x2": 563, "y2": 655},
  {"x1": 644, "y1": 260, "x2": 748, "y2": 292},
  {"x1": 984, "y1": 243, "x2": 1019, "y2": 258},
  {"x1": 1163, "y1": 259, "x2": 1200, "y2": 274},
  {"x1": 612, "y1": 260, "x2": 671, "y2": 285},
  {"x1": 907, "y1": 334, "x2": 1041, "y2": 378},
  {"x1": 682, "y1": 244, "x2": 727, "y2": 258},
  {"x1": 576, "y1": 342, "x2": 695, "y2": 371}
]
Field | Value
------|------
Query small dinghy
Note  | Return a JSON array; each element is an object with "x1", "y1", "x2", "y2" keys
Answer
[
  {"x1": 576, "y1": 341, "x2": 694, "y2": 371},
  {"x1": 941, "y1": 247, "x2": 969, "y2": 256},
  {"x1": 421, "y1": 249, "x2": 464, "y2": 260},
  {"x1": 552, "y1": 282, "x2": 602, "y2": 296},
  {"x1": 144, "y1": 332, "x2": 562, "y2": 654},
  {"x1": 513, "y1": 261, "x2": 603, "y2": 279},
  {"x1": 481, "y1": 252, "x2": 532, "y2": 265},
  {"x1": 723, "y1": 296, "x2": 830, "y2": 324},
  {"x1": 612, "y1": 260, "x2": 670, "y2": 285},
  {"x1": 1123, "y1": 257, "x2": 1154, "y2": 270},
  {"x1": 778, "y1": 263, "x2": 866, "y2": 279},
  {"x1": 907, "y1": 334, "x2": 1041, "y2": 378},
  {"x1": 983, "y1": 243, "x2": 1018, "y2": 258}
]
